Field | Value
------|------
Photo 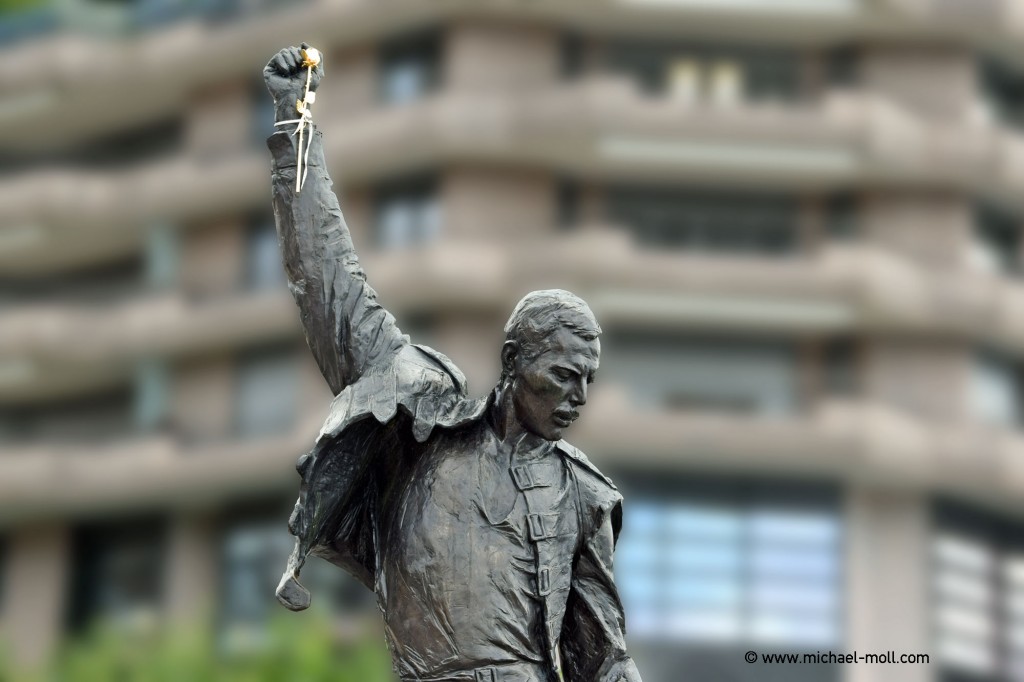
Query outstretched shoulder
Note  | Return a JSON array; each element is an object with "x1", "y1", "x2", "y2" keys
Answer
[{"x1": 316, "y1": 342, "x2": 471, "y2": 443}]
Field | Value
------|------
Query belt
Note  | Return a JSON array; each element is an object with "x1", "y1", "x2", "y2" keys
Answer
[{"x1": 401, "y1": 661, "x2": 554, "y2": 682}]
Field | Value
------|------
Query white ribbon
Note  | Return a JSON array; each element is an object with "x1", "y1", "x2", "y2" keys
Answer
[{"x1": 275, "y1": 59, "x2": 318, "y2": 193}]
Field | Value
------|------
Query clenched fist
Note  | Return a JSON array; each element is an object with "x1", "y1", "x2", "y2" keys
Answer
[{"x1": 264, "y1": 43, "x2": 325, "y2": 123}]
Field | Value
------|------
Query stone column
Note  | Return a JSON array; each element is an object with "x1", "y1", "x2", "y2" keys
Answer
[
  {"x1": 0, "y1": 524, "x2": 70, "y2": 667},
  {"x1": 164, "y1": 514, "x2": 218, "y2": 627},
  {"x1": 844, "y1": 489, "x2": 932, "y2": 682},
  {"x1": 861, "y1": 46, "x2": 977, "y2": 124}
]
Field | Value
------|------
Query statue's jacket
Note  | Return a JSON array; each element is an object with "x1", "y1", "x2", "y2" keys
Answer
[{"x1": 268, "y1": 129, "x2": 641, "y2": 682}]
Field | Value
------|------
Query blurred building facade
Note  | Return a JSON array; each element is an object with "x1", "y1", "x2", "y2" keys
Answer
[{"x1": 3, "y1": 1, "x2": 1024, "y2": 681}]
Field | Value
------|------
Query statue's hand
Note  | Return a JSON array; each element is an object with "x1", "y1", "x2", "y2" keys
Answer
[{"x1": 264, "y1": 43, "x2": 324, "y2": 122}]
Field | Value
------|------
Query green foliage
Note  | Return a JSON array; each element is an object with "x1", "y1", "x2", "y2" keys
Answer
[
  {"x1": 0, "y1": 0, "x2": 47, "y2": 17},
  {"x1": 0, "y1": 613, "x2": 393, "y2": 682}
]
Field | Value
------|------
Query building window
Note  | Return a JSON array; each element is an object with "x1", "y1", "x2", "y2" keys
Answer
[
  {"x1": 820, "y1": 337, "x2": 860, "y2": 398},
  {"x1": 220, "y1": 503, "x2": 371, "y2": 649},
  {"x1": 606, "y1": 335, "x2": 799, "y2": 415},
  {"x1": 0, "y1": 255, "x2": 144, "y2": 308},
  {"x1": 64, "y1": 117, "x2": 183, "y2": 168},
  {"x1": 560, "y1": 32, "x2": 585, "y2": 80},
  {"x1": 67, "y1": 518, "x2": 166, "y2": 633},
  {"x1": 378, "y1": 31, "x2": 442, "y2": 105},
  {"x1": 0, "y1": 386, "x2": 135, "y2": 444},
  {"x1": 979, "y1": 57, "x2": 1024, "y2": 131},
  {"x1": 823, "y1": 194, "x2": 859, "y2": 242},
  {"x1": 969, "y1": 352, "x2": 1021, "y2": 428},
  {"x1": 606, "y1": 187, "x2": 798, "y2": 255},
  {"x1": 615, "y1": 479, "x2": 842, "y2": 648},
  {"x1": 825, "y1": 47, "x2": 860, "y2": 89},
  {"x1": 134, "y1": 359, "x2": 169, "y2": 432},
  {"x1": 373, "y1": 175, "x2": 441, "y2": 249},
  {"x1": 235, "y1": 346, "x2": 298, "y2": 437},
  {"x1": 933, "y1": 502, "x2": 1024, "y2": 681},
  {"x1": 250, "y1": 77, "x2": 278, "y2": 144},
  {"x1": 971, "y1": 204, "x2": 1021, "y2": 276},
  {"x1": 245, "y1": 215, "x2": 286, "y2": 291},
  {"x1": 605, "y1": 43, "x2": 802, "y2": 104}
]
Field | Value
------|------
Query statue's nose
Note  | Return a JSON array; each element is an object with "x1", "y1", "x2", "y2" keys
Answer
[{"x1": 569, "y1": 379, "x2": 587, "y2": 407}]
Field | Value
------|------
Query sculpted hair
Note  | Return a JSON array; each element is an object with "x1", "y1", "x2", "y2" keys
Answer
[{"x1": 503, "y1": 289, "x2": 602, "y2": 368}]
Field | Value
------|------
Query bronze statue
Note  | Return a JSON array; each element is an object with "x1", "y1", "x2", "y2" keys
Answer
[{"x1": 264, "y1": 45, "x2": 642, "y2": 682}]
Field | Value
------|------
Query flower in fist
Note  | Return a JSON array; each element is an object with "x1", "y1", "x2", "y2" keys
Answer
[{"x1": 264, "y1": 43, "x2": 324, "y2": 122}]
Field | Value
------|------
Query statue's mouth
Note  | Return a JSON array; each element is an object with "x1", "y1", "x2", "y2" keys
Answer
[{"x1": 552, "y1": 409, "x2": 578, "y2": 427}]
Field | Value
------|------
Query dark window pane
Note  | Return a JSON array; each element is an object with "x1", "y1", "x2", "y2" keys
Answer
[
  {"x1": 0, "y1": 386, "x2": 135, "y2": 444},
  {"x1": 379, "y1": 31, "x2": 442, "y2": 105},
  {"x1": 560, "y1": 32, "x2": 585, "y2": 80},
  {"x1": 980, "y1": 56, "x2": 1024, "y2": 131},
  {"x1": 607, "y1": 186, "x2": 798, "y2": 255},
  {"x1": 2, "y1": 118, "x2": 182, "y2": 173},
  {"x1": 605, "y1": 42, "x2": 802, "y2": 103},
  {"x1": 245, "y1": 215, "x2": 286, "y2": 291},
  {"x1": 67, "y1": 518, "x2": 166, "y2": 633},
  {"x1": 250, "y1": 77, "x2": 277, "y2": 144},
  {"x1": 556, "y1": 180, "x2": 580, "y2": 229},
  {"x1": 824, "y1": 194, "x2": 859, "y2": 241},
  {"x1": 825, "y1": 47, "x2": 860, "y2": 88},
  {"x1": 373, "y1": 175, "x2": 441, "y2": 249},
  {"x1": 235, "y1": 345, "x2": 298, "y2": 438},
  {"x1": 821, "y1": 337, "x2": 859, "y2": 397},
  {"x1": 972, "y1": 203, "x2": 1021, "y2": 276},
  {"x1": 0, "y1": 255, "x2": 144, "y2": 307},
  {"x1": 605, "y1": 334, "x2": 799, "y2": 415},
  {"x1": 219, "y1": 501, "x2": 373, "y2": 649}
]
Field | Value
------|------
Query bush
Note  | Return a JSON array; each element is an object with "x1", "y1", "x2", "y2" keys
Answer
[{"x1": 1, "y1": 612, "x2": 393, "y2": 682}]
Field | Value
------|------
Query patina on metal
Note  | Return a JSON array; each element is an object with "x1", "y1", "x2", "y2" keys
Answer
[{"x1": 264, "y1": 45, "x2": 642, "y2": 682}]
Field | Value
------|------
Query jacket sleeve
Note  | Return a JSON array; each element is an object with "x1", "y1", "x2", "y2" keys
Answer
[
  {"x1": 268, "y1": 128, "x2": 406, "y2": 395},
  {"x1": 560, "y1": 488, "x2": 643, "y2": 682}
]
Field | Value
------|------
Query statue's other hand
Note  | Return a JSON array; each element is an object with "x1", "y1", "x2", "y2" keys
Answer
[{"x1": 263, "y1": 43, "x2": 324, "y2": 119}]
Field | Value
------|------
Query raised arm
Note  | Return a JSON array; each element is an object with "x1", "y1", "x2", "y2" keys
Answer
[{"x1": 264, "y1": 46, "x2": 405, "y2": 395}]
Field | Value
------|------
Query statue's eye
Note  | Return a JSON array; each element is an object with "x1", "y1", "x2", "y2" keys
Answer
[{"x1": 553, "y1": 368, "x2": 573, "y2": 381}]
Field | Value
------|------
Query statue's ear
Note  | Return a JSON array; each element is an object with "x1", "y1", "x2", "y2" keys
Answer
[{"x1": 501, "y1": 340, "x2": 519, "y2": 377}]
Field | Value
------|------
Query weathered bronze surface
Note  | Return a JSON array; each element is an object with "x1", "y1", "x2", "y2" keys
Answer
[{"x1": 264, "y1": 45, "x2": 642, "y2": 682}]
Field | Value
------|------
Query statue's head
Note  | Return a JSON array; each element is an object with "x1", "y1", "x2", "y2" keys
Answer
[{"x1": 500, "y1": 289, "x2": 601, "y2": 441}]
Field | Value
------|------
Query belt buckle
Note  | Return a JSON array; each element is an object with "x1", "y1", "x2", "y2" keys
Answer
[
  {"x1": 527, "y1": 513, "x2": 547, "y2": 541},
  {"x1": 474, "y1": 668, "x2": 498, "y2": 682},
  {"x1": 538, "y1": 566, "x2": 552, "y2": 596},
  {"x1": 512, "y1": 465, "x2": 534, "y2": 490}
]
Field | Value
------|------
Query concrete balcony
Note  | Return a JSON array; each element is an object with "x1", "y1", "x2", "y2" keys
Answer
[
  {"x1": 4, "y1": 389, "x2": 1024, "y2": 527},
  {"x1": 0, "y1": 289, "x2": 297, "y2": 402},
  {"x1": 0, "y1": 413, "x2": 323, "y2": 526},
  {"x1": 9, "y1": 233, "x2": 1024, "y2": 404},
  {"x1": 575, "y1": 390, "x2": 1024, "y2": 516},
  {"x1": 3, "y1": 0, "x2": 1024, "y2": 151},
  {"x1": 2, "y1": 80, "x2": 1017, "y2": 275},
  {"x1": 876, "y1": 0, "x2": 1024, "y2": 37}
]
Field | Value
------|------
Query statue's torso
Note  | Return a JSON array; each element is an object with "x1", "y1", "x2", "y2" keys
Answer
[{"x1": 377, "y1": 418, "x2": 578, "y2": 681}]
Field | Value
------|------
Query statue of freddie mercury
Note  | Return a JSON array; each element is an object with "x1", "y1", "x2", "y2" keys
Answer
[{"x1": 264, "y1": 44, "x2": 643, "y2": 682}]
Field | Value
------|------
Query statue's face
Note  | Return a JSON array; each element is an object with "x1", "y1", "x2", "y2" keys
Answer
[{"x1": 511, "y1": 327, "x2": 600, "y2": 441}]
